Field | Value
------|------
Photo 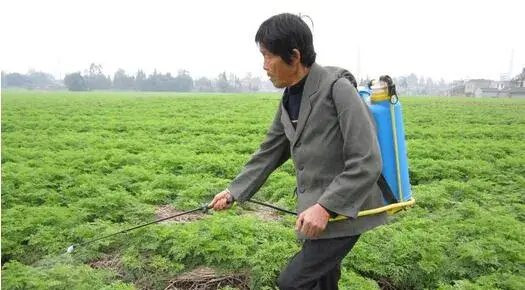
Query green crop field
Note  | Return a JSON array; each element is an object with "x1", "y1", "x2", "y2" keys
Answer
[{"x1": 1, "y1": 90, "x2": 524, "y2": 289}]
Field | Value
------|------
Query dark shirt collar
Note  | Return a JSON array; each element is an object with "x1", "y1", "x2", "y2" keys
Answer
[{"x1": 286, "y1": 73, "x2": 308, "y2": 95}]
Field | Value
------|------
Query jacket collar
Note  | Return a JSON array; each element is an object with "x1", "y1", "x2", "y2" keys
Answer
[{"x1": 280, "y1": 63, "x2": 324, "y2": 146}]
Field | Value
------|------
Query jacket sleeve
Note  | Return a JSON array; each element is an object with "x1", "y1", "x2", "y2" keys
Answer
[
  {"x1": 228, "y1": 102, "x2": 291, "y2": 202},
  {"x1": 317, "y1": 78, "x2": 383, "y2": 219}
]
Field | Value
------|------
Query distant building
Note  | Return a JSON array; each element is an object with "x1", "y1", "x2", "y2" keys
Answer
[
  {"x1": 496, "y1": 81, "x2": 512, "y2": 90},
  {"x1": 448, "y1": 80, "x2": 466, "y2": 96},
  {"x1": 509, "y1": 87, "x2": 525, "y2": 98},
  {"x1": 474, "y1": 88, "x2": 502, "y2": 98},
  {"x1": 465, "y1": 79, "x2": 495, "y2": 96}
]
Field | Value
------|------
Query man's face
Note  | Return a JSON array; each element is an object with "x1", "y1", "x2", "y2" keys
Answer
[{"x1": 260, "y1": 45, "x2": 297, "y2": 89}]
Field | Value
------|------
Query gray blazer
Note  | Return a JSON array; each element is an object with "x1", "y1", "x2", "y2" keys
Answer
[{"x1": 228, "y1": 63, "x2": 388, "y2": 239}]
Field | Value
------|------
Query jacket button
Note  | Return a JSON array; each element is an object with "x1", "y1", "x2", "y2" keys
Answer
[{"x1": 299, "y1": 187, "x2": 305, "y2": 193}]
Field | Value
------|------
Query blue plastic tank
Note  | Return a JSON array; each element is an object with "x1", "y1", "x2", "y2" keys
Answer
[{"x1": 368, "y1": 80, "x2": 412, "y2": 203}]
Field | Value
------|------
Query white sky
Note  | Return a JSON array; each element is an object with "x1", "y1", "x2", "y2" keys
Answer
[{"x1": 1, "y1": 0, "x2": 524, "y2": 82}]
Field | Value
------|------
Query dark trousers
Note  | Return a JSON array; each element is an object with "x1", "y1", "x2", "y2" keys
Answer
[{"x1": 276, "y1": 235, "x2": 360, "y2": 290}]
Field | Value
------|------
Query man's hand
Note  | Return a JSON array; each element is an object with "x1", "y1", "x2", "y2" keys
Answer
[
  {"x1": 208, "y1": 190, "x2": 234, "y2": 211},
  {"x1": 295, "y1": 203, "x2": 331, "y2": 238}
]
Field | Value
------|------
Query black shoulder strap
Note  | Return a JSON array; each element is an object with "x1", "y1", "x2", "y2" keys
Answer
[
  {"x1": 377, "y1": 174, "x2": 398, "y2": 204},
  {"x1": 330, "y1": 77, "x2": 399, "y2": 204}
]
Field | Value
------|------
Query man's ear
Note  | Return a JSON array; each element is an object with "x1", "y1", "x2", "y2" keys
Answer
[{"x1": 291, "y1": 49, "x2": 301, "y2": 66}]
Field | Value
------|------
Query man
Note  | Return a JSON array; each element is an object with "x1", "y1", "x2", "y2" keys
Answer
[{"x1": 209, "y1": 13, "x2": 387, "y2": 290}]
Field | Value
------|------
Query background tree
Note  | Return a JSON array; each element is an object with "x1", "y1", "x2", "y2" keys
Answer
[
  {"x1": 113, "y1": 69, "x2": 135, "y2": 90},
  {"x1": 195, "y1": 77, "x2": 214, "y2": 92},
  {"x1": 135, "y1": 70, "x2": 147, "y2": 91},
  {"x1": 84, "y1": 63, "x2": 111, "y2": 90},
  {"x1": 1, "y1": 72, "x2": 31, "y2": 88},
  {"x1": 64, "y1": 72, "x2": 88, "y2": 91},
  {"x1": 216, "y1": 72, "x2": 230, "y2": 93},
  {"x1": 173, "y1": 70, "x2": 194, "y2": 92}
]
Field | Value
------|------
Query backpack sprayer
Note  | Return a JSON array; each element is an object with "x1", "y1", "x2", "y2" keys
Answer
[{"x1": 358, "y1": 75, "x2": 416, "y2": 214}]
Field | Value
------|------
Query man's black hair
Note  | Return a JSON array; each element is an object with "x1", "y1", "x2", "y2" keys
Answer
[{"x1": 255, "y1": 13, "x2": 316, "y2": 67}]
